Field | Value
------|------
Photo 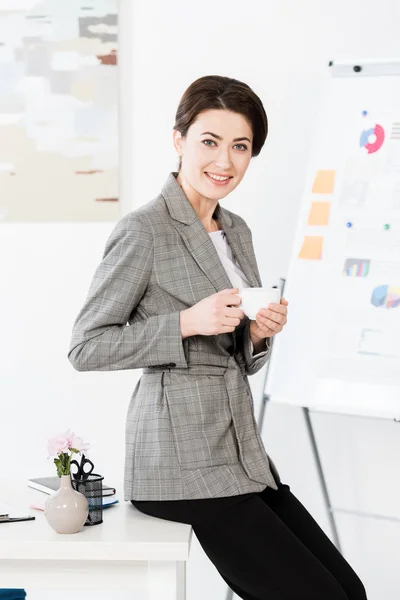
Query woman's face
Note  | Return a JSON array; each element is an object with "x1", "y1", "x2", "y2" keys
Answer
[{"x1": 173, "y1": 108, "x2": 253, "y2": 201}]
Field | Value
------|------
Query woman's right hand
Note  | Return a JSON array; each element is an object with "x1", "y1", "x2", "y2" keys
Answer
[{"x1": 180, "y1": 288, "x2": 245, "y2": 338}]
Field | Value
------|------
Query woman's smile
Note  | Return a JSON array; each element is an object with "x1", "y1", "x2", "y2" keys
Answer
[{"x1": 204, "y1": 171, "x2": 233, "y2": 186}]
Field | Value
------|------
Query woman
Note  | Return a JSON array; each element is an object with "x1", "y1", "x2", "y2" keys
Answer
[{"x1": 68, "y1": 76, "x2": 367, "y2": 600}]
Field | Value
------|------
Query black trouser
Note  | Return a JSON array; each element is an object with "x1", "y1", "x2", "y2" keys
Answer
[{"x1": 132, "y1": 481, "x2": 368, "y2": 600}]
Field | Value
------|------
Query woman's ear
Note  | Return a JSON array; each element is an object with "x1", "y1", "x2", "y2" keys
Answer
[{"x1": 172, "y1": 129, "x2": 184, "y2": 156}]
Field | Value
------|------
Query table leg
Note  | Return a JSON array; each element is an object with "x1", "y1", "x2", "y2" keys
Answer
[{"x1": 147, "y1": 561, "x2": 186, "y2": 600}]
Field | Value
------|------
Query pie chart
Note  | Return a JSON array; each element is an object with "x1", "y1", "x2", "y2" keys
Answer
[
  {"x1": 360, "y1": 124, "x2": 385, "y2": 154},
  {"x1": 371, "y1": 285, "x2": 400, "y2": 309}
]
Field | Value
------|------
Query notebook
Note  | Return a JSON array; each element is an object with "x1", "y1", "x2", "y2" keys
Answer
[
  {"x1": 0, "y1": 501, "x2": 35, "y2": 524},
  {"x1": 28, "y1": 476, "x2": 116, "y2": 497}
]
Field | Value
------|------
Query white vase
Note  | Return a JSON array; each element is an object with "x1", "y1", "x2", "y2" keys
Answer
[{"x1": 44, "y1": 474, "x2": 89, "y2": 534}]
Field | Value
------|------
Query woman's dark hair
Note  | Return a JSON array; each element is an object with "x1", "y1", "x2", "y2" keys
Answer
[{"x1": 174, "y1": 75, "x2": 268, "y2": 171}]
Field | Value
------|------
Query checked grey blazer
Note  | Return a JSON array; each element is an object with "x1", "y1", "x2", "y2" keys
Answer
[{"x1": 68, "y1": 172, "x2": 281, "y2": 501}]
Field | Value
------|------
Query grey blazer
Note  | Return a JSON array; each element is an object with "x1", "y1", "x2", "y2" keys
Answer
[{"x1": 68, "y1": 172, "x2": 281, "y2": 501}]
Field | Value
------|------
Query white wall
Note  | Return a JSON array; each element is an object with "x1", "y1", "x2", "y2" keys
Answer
[{"x1": 2, "y1": 0, "x2": 400, "y2": 599}]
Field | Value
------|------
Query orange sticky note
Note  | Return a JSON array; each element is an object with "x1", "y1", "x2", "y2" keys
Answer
[
  {"x1": 312, "y1": 170, "x2": 336, "y2": 194},
  {"x1": 307, "y1": 201, "x2": 331, "y2": 226},
  {"x1": 298, "y1": 236, "x2": 324, "y2": 260}
]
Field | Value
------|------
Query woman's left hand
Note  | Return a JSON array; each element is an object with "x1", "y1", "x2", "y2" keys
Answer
[{"x1": 249, "y1": 297, "x2": 289, "y2": 341}]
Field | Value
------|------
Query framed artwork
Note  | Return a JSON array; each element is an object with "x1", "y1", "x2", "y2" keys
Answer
[{"x1": 0, "y1": 0, "x2": 119, "y2": 222}]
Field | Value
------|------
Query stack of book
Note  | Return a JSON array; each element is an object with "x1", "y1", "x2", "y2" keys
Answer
[{"x1": 28, "y1": 477, "x2": 119, "y2": 508}]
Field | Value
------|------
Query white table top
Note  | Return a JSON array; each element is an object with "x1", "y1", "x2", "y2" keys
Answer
[{"x1": 0, "y1": 479, "x2": 192, "y2": 562}]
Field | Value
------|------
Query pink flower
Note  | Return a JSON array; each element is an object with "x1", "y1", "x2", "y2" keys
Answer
[
  {"x1": 70, "y1": 433, "x2": 90, "y2": 455},
  {"x1": 47, "y1": 429, "x2": 90, "y2": 458},
  {"x1": 47, "y1": 431, "x2": 70, "y2": 457}
]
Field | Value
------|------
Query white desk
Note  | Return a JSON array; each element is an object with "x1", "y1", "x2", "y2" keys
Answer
[{"x1": 0, "y1": 479, "x2": 192, "y2": 600}]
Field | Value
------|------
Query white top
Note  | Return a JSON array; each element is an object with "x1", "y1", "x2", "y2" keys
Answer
[
  {"x1": 208, "y1": 230, "x2": 250, "y2": 289},
  {"x1": 209, "y1": 230, "x2": 260, "y2": 354}
]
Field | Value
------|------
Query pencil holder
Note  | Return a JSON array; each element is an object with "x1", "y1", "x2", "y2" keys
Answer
[{"x1": 71, "y1": 473, "x2": 104, "y2": 526}]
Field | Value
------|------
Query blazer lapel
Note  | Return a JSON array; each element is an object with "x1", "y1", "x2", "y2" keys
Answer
[{"x1": 161, "y1": 172, "x2": 260, "y2": 293}]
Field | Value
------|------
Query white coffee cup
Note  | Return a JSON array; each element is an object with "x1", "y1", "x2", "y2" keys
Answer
[{"x1": 236, "y1": 287, "x2": 281, "y2": 320}]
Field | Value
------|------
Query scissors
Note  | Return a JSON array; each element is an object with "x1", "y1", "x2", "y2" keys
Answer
[{"x1": 70, "y1": 454, "x2": 94, "y2": 481}]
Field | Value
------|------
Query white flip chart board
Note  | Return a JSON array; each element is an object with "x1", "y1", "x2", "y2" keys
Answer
[{"x1": 265, "y1": 59, "x2": 400, "y2": 420}]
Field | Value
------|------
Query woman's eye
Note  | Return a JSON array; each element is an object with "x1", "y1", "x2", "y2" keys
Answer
[{"x1": 202, "y1": 140, "x2": 248, "y2": 151}]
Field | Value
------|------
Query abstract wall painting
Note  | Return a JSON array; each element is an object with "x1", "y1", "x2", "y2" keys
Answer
[{"x1": 0, "y1": 0, "x2": 119, "y2": 222}]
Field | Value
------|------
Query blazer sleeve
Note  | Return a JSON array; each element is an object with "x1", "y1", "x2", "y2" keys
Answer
[
  {"x1": 68, "y1": 214, "x2": 189, "y2": 372},
  {"x1": 235, "y1": 317, "x2": 271, "y2": 376}
]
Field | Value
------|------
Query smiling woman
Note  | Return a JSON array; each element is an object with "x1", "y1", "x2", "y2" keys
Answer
[
  {"x1": 171, "y1": 76, "x2": 268, "y2": 226},
  {"x1": 176, "y1": 107, "x2": 254, "y2": 197},
  {"x1": 69, "y1": 74, "x2": 366, "y2": 600},
  {"x1": 174, "y1": 75, "x2": 268, "y2": 167}
]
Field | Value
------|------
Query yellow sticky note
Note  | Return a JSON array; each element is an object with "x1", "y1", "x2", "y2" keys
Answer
[
  {"x1": 307, "y1": 201, "x2": 331, "y2": 226},
  {"x1": 312, "y1": 170, "x2": 336, "y2": 194},
  {"x1": 298, "y1": 236, "x2": 324, "y2": 260}
]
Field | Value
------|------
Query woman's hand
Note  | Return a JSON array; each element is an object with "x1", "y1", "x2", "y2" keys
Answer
[
  {"x1": 180, "y1": 288, "x2": 245, "y2": 338},
  {"x1": 249, "y1": 298, "x2": 289, "y2": 343}
]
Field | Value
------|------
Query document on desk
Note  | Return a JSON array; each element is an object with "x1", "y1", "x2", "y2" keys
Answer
[{"x1": 0, "y1": 501, "x2": 35, "y2": 523}]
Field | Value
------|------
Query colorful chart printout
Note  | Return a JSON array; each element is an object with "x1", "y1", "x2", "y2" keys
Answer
[
  {"x1": 371, "y1": 285, "x2": 400, "y2": 309},
  {"x1": 343, "y1": 258, "x2": 371, "y2": 277}
]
